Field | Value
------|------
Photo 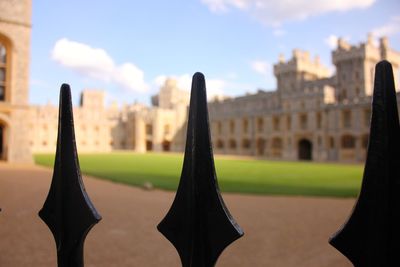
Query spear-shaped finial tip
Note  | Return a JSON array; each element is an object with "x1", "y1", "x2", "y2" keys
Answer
[
  {"x1": 191, "y1": 72, "x2": 207, "y2": 102},
  {"x1": 192, "y1": 72, "x2": 206, "y2": 89},
  {"x1": 377, "y1": 59, "x2": 391, "y2": 68},
  {"x1": 60, "y1": 83, "x2": 71, "y2": 100},
  {"x1": 193, "y1": 72, "x2": 205, "y2": 81},
  {"x1": 60, "y1": 83, "x2": 71, "y2": 92}
]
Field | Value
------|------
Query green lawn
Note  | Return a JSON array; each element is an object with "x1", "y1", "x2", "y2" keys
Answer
[{"x1": 34, "y1": 152, "x2": 363, "y2": 198}]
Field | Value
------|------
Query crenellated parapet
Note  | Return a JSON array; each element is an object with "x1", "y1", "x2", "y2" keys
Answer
[
  {"x1": 274, "y1": 49, "x2": 330, "y2": 79},
  {"x1": 274, "y1": 49, "x2": 330, "y2": 94},
  {"x1": 332, "y1": 34, "x2": 400, "y2": 100},
  {"x1": 332, "y1": 34, "x2": 380, "y2": 64}
]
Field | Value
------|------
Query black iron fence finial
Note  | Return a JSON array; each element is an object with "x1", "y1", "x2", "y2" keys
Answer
[
  {"x1": 39, "y1": 84, "x2": 102, "y2": 267},
  {"x1": 329, "y1": 61, "x2": 400, "y2": 266},
  {"x1": 157, "y1": 72, "x2": 244, "y2": 267}
]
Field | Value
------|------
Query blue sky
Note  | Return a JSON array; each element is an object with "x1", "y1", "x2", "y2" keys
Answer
[{"x1": 30, "y1": 0, "x2": 400, "y2": 106}]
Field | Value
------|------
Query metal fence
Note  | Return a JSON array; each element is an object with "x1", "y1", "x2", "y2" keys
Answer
[{"x1": 34, "y1": 60, "x2": 398, "y2": 266}]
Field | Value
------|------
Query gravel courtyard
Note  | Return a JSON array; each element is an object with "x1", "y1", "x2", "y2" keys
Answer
[{"x1": 0, "y1": 163, "x2": 354, "y2": 266}]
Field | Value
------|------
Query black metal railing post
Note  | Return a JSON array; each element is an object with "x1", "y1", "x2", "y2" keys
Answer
[
  {"x1": 329, "y1": 60, "x2": 400, "y2": 266},
  {"x1": 39, "y1": 84, "x2": 102, "y2": 267},
  {"x1": 157, "y1": 72, "x2": 244, "y2": 267}
]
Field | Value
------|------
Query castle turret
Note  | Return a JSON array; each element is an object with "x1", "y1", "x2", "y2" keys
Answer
[
  {"x1": 332, "y1": 34, "x2": 400, "y2": 101},
  {"x1": 157, "y1": 78, "x2": 189, "y2": 109},
  {"x1": 274, "y1": 49, "x2": 330, "y2": 94}
]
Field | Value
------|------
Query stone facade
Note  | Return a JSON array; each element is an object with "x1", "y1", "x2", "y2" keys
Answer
[
  {"x1": 0, "y1": 0, "x2": 32, "y2": 162},
  {"x1": 209, "y1": 35, "x2": 400, "y2": 162},
  {"x1": 27, "y1": 79, "x2": 190, "y2": 155},
  {"x1": 27, "y1": 35, "x2": 400, "y2": 163}
]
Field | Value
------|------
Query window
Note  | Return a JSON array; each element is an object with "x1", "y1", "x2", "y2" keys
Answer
[
  {"x1": 300, "y1": 114, "x2": 308, "y2": 130},
  {"x1": 229, "y1": 120, "x2": 235, "y2": 134},
  {"x1": 329, "y1": 137, "x2": 335, "y2": 149},
  {"x1": 146, "y1": 124, "x2": 153, "y2": 135},
  {"x1": 242, "y1": 119, "x2": 249, "y2": 134},
  {"x1": 216, "y1": 140, "x2": 224, "y2": 149},
  {"x1": 217, "y1": 122, "x2": 222, "y2": 135},
  {"x1": 341, "y1": 135, "x2": 355, "y2": 149},
  {"x1": 242, "y1": 139, "x2": 250, "y2": 149},
  {"x1": 355, "y1": 86, "x2": 360, "y2": 96},
  {"x1": 286, "y1": 116, "x2": 291, "y2": 130},
  {"x1": 257, "y1": 118, "x2": 263, "y2": 133},
  {"x1": 273, "y1": 117, "x2": 280, "y2": 131},
  {"x1": 0, "y1": 41, "x2": 8, "y2": 101},
  {"x1": 229, "y1": 139, "x2": 236, "y2": 149},
  {"x1": 316, "y1": 113, "x2": 322, "y2": 129},
  {"x1": 272, "y1": 138, "x2": 282, "y2": 149},
  {"x1": 342, "y1": 110, "x2": 352, "y2": 128},
  {"x1": 256, "y1": 138, "x2": 266, "y2": 155}
]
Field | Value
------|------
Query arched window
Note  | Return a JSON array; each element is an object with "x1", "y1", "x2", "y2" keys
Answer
[{"x1": 0, "y1": 41, "x2": 8, "y2": 101}]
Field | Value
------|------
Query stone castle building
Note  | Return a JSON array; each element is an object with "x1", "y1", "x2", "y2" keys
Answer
[
  {"x1": 0, "y1": 0, "x2": 33, "y2": 162},
  {"x1": 1, "y1": 0, "x2": 400, "y2": 163},
  {"x1": 209, "y1": 36, "x2": 400, "y2": 161},
  {"x1": 27, "y1": 79, "x2": 189, "y2": 155}
]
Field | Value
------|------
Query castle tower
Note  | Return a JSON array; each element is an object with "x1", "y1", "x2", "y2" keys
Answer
[
  {"x1": 274, "y1": 49, "x2": 330, "y2": 94},
  {"x1": 0, "y1": 0, "x2": 32, "y2": 162},
  {"x1": 156, "y1": 78, "x2": 190, "y2": 109},
  {"x1": 332, "y1": 34, "x2": 400, "y2": 102}
]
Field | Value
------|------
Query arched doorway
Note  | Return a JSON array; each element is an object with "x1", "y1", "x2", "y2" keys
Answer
[{"x1": 298, "y1": 139, "x2": 312, "y2": 160}]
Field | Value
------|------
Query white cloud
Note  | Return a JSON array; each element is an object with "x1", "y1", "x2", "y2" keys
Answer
[
  {"x1": 201, "y1": 0, "x2": 375, "y2": 26},
  {"x1": 154, "y1": 74, "x2": 227, "y2": 99},
  {"x1": 51, "y1": 38, "x2": 148, "y2": 93},
  {"x1": 324, "y1": 35, "x2": 339, "y2": 49},
  {"x1": 250, "y1": 60, "x2": 270, "y2": 75},
  {"x1": 372, "y1": 16, "x2": 400, "y2": 37}
]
